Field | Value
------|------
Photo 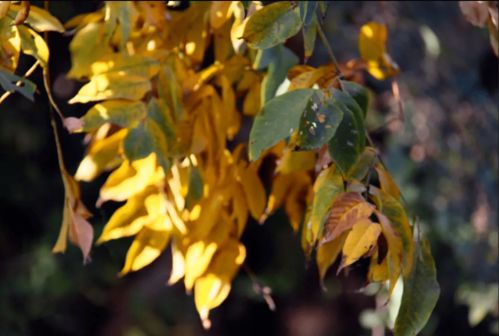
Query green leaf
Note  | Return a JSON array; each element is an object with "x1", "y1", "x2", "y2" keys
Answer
[
  {"x1": 340, "y1": 80, "x2": 370, "y2": 118},
  {"x1": 372, "y1": 188, "x2": 414, "y2": 276},
  {"x1": 303, "y1": 13, "x2": 318, "y2": 60},
  {"x1": 243, "y1": 1, "x2": 302, "y2": 49},
  {"x1": 347, "y1": 146, "x2": 378, "y2": 180},
  {"x1": 299, "y1": 1, "x2": 317, "y2": 26},
  {"x1": 297, "y1": 91, "x2": 343, "y2": 150},
  {"x1": 8, "y1": 4, "x2": 65, "y2": 32},
  {"x1": 0, "y1": 69, "x2": 36, "y2": 101},
  {"x1": 318, "y1": 1, "x2": 328, "y2": 17},
  {"x1": 185, "y1": 165, "x2": 204, "y2": 210},
  {"x1": 310, "y1": 165, "x2": 344, "y2": 243},
  {"x1": 260, "y1": 45, "x2": 298, "y2": 104},
  {"x1": 124, "y1": 119, "x2": 170, "y2": 172},
  {"x1": 80, "y1": 100, "x2": 147, "y2": 132},
  {"x1": 394, "y1": 238, "x2": 440, "y2": 336},
  {"x1": 328, "y1": 89, "x2": 366, "y2": 175},
  {"x1": 147, "y1": 98, "x2": 176, "y2": 147},
  {"x1": 249, "y1": 89, "x2": 316, "y2": 161}
]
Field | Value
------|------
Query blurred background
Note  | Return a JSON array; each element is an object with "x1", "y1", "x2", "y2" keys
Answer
[{"x1": 0, "y1": 1, "x2": 497, "y2": 335}]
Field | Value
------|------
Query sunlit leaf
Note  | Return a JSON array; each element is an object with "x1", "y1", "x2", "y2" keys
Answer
[
  {"x1": 18, "y1": 26, "x2": 48, "y2": 67},
  {"x1": 9, "y1": 4, "x2": 64, "y2": 32},
  {"x1": 243, "y1": 1, "x2": 302, "y2": 49},
  {"x1": 358, "y1": 22, "x2": 387, "y2": 61},
  {"x1": 99, "y1": 154, "x2": 162, "y2": 203},
  {"x1": 194, "y1": 240, "x2": 246, "y2": 329},
  {"x1": 79, "y1": 100, "x2": 146, "y2": 132},
  {"x1": 69, "y1": 73, "x2": 151, "y2": 104},
  {"x1": 124, "y1": 119, "x2": 170, "y2": 173},
  {"x1": 120, "y1": 227, "x2": 170, "y2": 275},
  {"x1": 75, "y1": 128, "x2": 127, "y2": 182}
]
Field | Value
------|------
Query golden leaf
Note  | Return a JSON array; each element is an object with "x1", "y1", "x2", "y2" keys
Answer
[
  {"x1": 340, "y1": 219, "x2": 381, "y2": 270},
  {"x1": 120, "y1": 227, "x2": 170, "y2": 275},
  {"x1": 194, "y1": 240, "x2": 245, "y2": 329}
]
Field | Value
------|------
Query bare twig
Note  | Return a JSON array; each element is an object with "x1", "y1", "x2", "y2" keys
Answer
[{"x1": 243, "y1": 264, "x2": 276, "y2": 311}]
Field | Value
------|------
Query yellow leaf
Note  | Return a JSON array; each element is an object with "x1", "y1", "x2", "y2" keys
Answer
[
  {"x1": 68, "y1": 22, "x2": 111, "y2": 79},
  {"x1": 9, "y1": 4, "x2": 64, "y2": 32},
  {"x1": 0, "y1": 2, "x2": 10, "y2": 20},
  {"x1": 322, "y1": 192, "x2": 375, "y2": 243},
  {"x1": 340, "y1": 219, "x2": 381, "y2": 269},
  {"x1": 316, "y1": 232, "x2": 347, "y2": 283},
  {"x1": 372, "y1": 188, "x2": 413, "y2": 278},
  {"x1": 168, "y1": 239, "x2": 186, "y2": 285},
  {"x1": 288, "y1": 65, "x2": 331, "y2": 91},
  {"x1": 97, "y1": 186, "x2": 155, "y2": 243},
  {"x1": 194, "y1": 240, "x2": 245, "y2": 329},
  {"x1": 374, "y1": 209, "x2": 403, "y2": 295},
  {"x1": 18, "y1": 26, "x2": 48, "y2": 67},
  {"x1": 229, "y1": 183, "x2": 249, "y2": 237},
  {"x1": 237, "y1": 164, "x2": 266, "y2": 220},
  {"x1": 266, "y1": 173, "x2": 290, "y2": 214},
  {"x1": 69, "y1": 73, "x2": 151, "y2": 104},
  {"x1": 120, "y1": 227, "x2": 170, "y2": 275},
  {"x1": 214, "y1": 18, "x2": 233, "y2": 63},
  {"x1": 368, "y1": 249, "x2": 390, "y2": 282},
  {"x1": 64, "y1": 11, "x2": 104, "y2": 30},
  {"x1": 220, "y1": 75, "x2": 240, "y2": 140},
  {"x1": 184, "y1": 240, "x2": 219, "y2": 291},
  {"x1": 90, "y1": 54, "x2": 160, "y2": 79},
  {"x1": 242, "y1": 78, "x2": 261, "y2": 116},
  {"x1": 99, "y1": 153, "x2": 162, "y2": 203},
  {"x1": 0, "y1": 15, "x2": 21, "y2": 71},
  {"x1": 375, "y1": 164, "x2": 401, "y2": 199},
  {"x1": 276, "y1": 149, "x2": 316, "y2": 174},
  {"x1": 210, "y1": 1, "x2": 232, "y2": 29},
  {"x1": 229, "y1": 1, "x2": 248, "y2": 53},
  {"x1": 285, "y1": 173, "x2": 313, "y2": 231},
  {"x1": 358, "y1": 22, "x2": 387, "y2": 62},
  {"x1": 75, "y1": 129, "x2": 127, "y2": 182}
]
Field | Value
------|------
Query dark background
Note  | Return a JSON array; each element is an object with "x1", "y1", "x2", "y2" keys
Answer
[{"x1": 0, "y1": 2, "x2": 497, "y2": 335}]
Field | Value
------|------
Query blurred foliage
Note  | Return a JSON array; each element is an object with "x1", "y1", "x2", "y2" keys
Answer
[{"x1": 0, "y1": 1, "x2": 497, "y2": 336}]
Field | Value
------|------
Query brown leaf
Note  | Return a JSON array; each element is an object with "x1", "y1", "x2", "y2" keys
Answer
[
  {"x1": 322, "y1": 192, "x2": 375, "y2": 244},
  {"x1": 13, "y1": 0, "x2": 29, "y2": 25},
  {"x1": 459, "y1": 1, "x2": 489, "y2": 27}
]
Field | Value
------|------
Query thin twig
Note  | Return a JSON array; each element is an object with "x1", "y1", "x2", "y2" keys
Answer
[
  {"x1": 243, "y1": 264, "x2": 276, "y2": 311},
  {"x1": 0, "y1": 60, "x2": 40, "y2": 105},
  {"x1": 316, "y1": 23, "x2": 343, "y2": 79}
]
